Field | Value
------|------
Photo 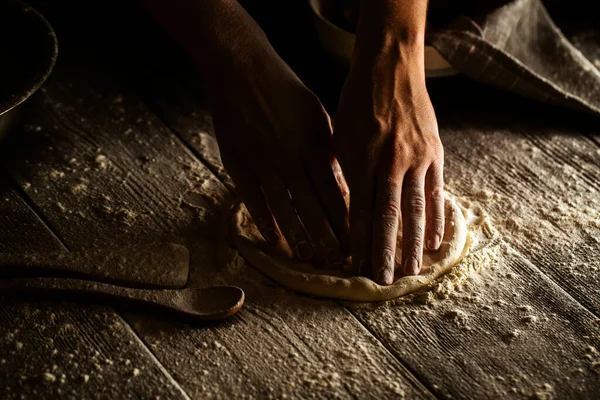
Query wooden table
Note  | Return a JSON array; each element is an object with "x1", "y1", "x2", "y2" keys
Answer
[{"x1": 0, "y1": 1, "x2": 598, "y2": 398}]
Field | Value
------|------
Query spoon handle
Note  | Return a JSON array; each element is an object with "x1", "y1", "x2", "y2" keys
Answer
[
  {"x1": 0, "y1": 277, "x2": 243, "y2": 321},
  {"x1": 0, "y1": 243, "x2": 189, "y2": 289}
]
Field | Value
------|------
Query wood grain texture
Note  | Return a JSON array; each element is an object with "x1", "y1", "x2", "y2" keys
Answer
[
  {"x1": 0, "y1": 175, "x2": 185, "y2": 399},
  {"x1": 428, "y1": 78, "x2": 600, "y2": 317},
  {"x1": 143, "y1": 72, "x2": 600, "y2": 398},
  {"x1": 1, "y1": 46, "x2": 434, "y2": 398},
  {"x1": 349, "y1": 248, "x2": 600, "y2": 399},
  {"x1": 124, "y1": 18, "x2": 600, "y2": 398},
  {"x1": 9, "y1": 2, "x2": 600, "y2": 398},
  {"x1": 333, "y1": 79, "x2": 600, "y2": 398}
]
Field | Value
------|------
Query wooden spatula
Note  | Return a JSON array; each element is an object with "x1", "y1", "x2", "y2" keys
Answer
[
  {"x1": 0, "y1": 277, "x2": 244, "y2": 321},
  {"x1": 0, "y1": 243, "x2": 189, "y2": 289}
]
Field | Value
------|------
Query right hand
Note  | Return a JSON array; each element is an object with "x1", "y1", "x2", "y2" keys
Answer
[{"x1": 210, "y1": 43, "x2": 349, "y2": 267}]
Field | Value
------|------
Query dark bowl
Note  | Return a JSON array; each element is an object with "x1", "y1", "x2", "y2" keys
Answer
[{"x1": 0, "y1": 0, "x2": 58, "y2": 141}]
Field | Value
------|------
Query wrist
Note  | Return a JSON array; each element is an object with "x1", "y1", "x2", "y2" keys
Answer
[
  {"x1": 354, "y1": 0, "x2": 427, "y2": 61},
  {"x1": 353, "y1": 37, "x2": 426, "y2": 85}
]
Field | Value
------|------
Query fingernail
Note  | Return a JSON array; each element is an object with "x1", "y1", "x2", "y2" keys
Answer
[
  {"x1": 263, "y1": 229, "x2": 280, "y2": 244},
  {"x1": 376, "y1": 268, "x2": 394, "y2": 286},
  {"x1": 295, "y1": 241, "x2": 313, "y2": 261},
  {"x1": 326, "y1": 248, "x2": 343, "y2": 266},
  {"x1": 403, "y1": 258, "x2": 420, "y2": 276},
  {"x1": 427, "y1": 234, "x2": 441, "y2": 250}
]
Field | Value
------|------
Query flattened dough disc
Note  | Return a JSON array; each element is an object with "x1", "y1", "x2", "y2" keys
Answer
[{"x1": 233, "y1": 195, "x2": 475, "y2": 302}]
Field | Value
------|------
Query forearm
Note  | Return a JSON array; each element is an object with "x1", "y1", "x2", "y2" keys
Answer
[
  {"x1": 140, "y1": 0, "x2": 273, "y2": 85},
  {"x1": 354, "y1": 0, "x2": 428, "y2": 72}
]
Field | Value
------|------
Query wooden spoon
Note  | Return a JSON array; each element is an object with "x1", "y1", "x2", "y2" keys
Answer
[
  {"x1": 0, "y1": 277, "x2": 244, "y2": 321},
  {"x1": 0, "y1": 243, "x2": 189, "y2": 289}
]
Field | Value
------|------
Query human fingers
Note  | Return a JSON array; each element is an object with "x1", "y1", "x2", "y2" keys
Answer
[
  {"x1": 371, "y1": 164, "x2": 403, "y2": 285},
  {"x1": 285, "y1": 166, "x2": 343, "y2": 267},
  {"x1": 259, "y1": 171, "x2": 314, "y2": 262},
  {"x1": 425, "y1": 159, "x2": 445, "y2": 251},
  {"x1": 401, "y1": 169, "x2": 427, "y2": 276},
  {"x1": 348, "y1": 172, "x2": 376, "y2": 277},
  {"x1": 221, "y1": 149, "x2": 284, "y2": 248},
  {"x1": 306, "y1": 155, "x2": 350, "y2": 253}
]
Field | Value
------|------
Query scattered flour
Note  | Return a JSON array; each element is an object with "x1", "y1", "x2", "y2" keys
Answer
[
  {"x1": 43, "y1": 372, "x2": 56, "y2": 383},
  {"x1": 94, "y1": 154, "x2": 108, "y2": 170},
  {"x1": 533, "y1": 383, "x2": 554, "y2": 400}
]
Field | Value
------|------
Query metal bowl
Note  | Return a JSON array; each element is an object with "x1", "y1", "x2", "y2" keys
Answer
[
  {"x1": 0, "y1": 0, "x2": 58, "y2": 142},
  {"x1": 309, "y1": 0, "x2": 457, "y2": 78}
]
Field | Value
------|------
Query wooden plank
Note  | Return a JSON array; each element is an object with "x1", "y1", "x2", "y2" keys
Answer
[
  {"x1": 2, "y1": 47, "x2": 434, "y2": 398},
  {"x1": 128, "y1": 79, "x2": 235, "y2": 192},
  {"x1": 348, "y1": 249, "x2": 600, "y2": 399},
  {"x1": 426, "y1": 78, "x2": 600, "y2": 316},
  {"x1": 0, "y1": 175, "x2": 185, "y2": 399},
  {"x1": 130, "y1": 280, "x2": 432, "y2": 399}
]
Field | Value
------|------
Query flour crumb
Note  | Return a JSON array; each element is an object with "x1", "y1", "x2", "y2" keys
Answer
[
  {"x1": 213, "y1": 341, "x2": 224, "y2": 350},
  {"x1": 82, "y1": 374, "x2": 90, "y2": 383},
  {"x1": 444, "y1": 309, "x2": 466, "y2": 319},
  {"x1": 49, "y1": 170, "x2": 65, "y2": 179},
  {"x1": 533, "y1": 383, "x2": 554, "y2": 400},
  {"x1": 95, "y1": 154, "x2": 108, "y2": 170},
  {"x1": 70, "y1": 183, "x2": 88, "y2": 195},
  {"x1": 413, "y1": 291, "x2": 434, "y2": 305},
  {"x1": 521, "y1": 315, "x2": 538, "y2": 324},
  {"x1": 43, "y1": 372, "x2": 56, "y2": 383},
  {"x1": 431, "y1": 246, "x2": 499, "y2": 300},
  {"x1": 132, "y1": 368, "x2": 140, "y2": 377},
  {"x1": 15, "y1": 342, "x2": 23, "y2": 350}
]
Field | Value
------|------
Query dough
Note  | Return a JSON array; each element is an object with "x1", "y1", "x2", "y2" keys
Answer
[{"x1": 232, "y1": 194, "x2": 493, "y2": 302}]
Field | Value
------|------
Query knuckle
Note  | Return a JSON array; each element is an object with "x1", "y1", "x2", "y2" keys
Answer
[
  {"x1": 435, "y1": 144, "x2": 445, "y2": 159},
  {"x1": 430, "y1": 215, "x2": 445, "y2": 233},
  {"x1": 430, "y1": 186, "x2": 445, "y2": 202},
  {"x1": 405, "y1": 241, "x2": 423, "y2": 260},
  {"x1": 381, "y1": 201, "x2": 401, "y2": 222},
  {"x1": 393, "y1": 143, "x2": 412, "y2": 164},
  {"x1": 379, "y1": 247, "x2": 396, "y2": 267},
  {"x1": 407, "y1": 193, "x2": 426, "y2": 214},
  {"x1": 411, "y1": 221, "x2": 425, "y2": 239}
]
